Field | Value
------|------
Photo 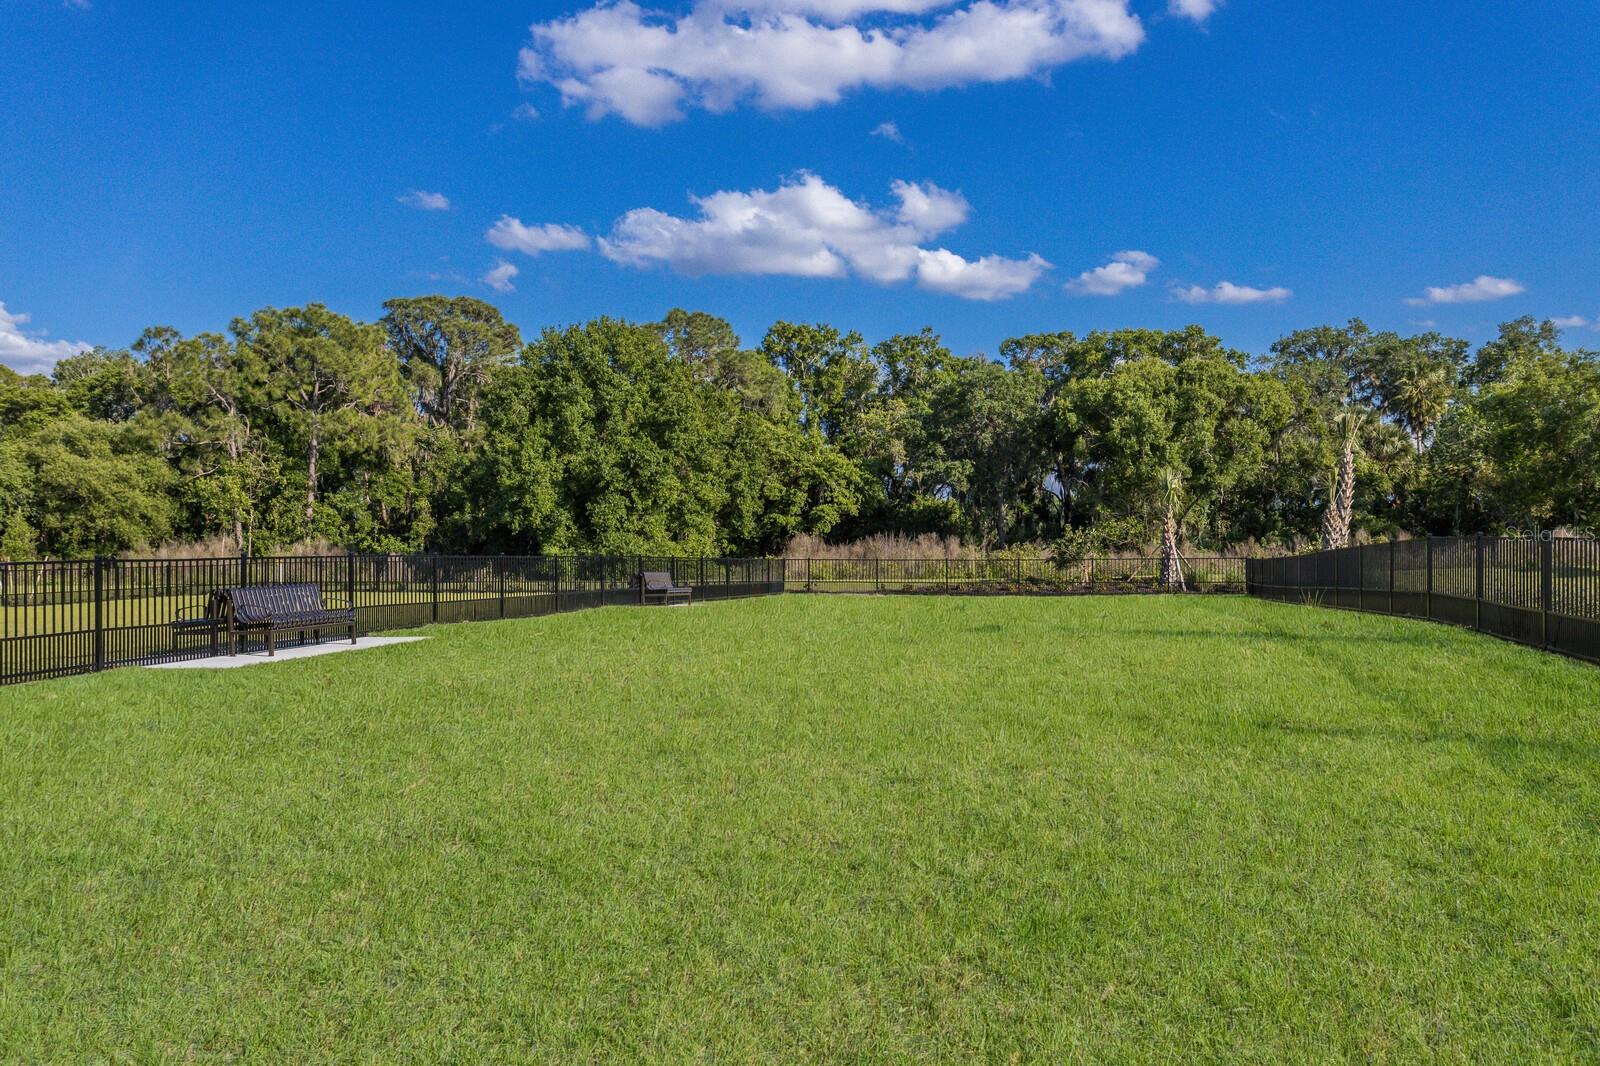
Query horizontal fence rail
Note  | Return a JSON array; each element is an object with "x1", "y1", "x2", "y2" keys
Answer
[
  {"x1": 783, "y1": 555, "x2": 1247, "y2": 593},
  {"x1": 0, "y1": 553, "x2": 784, "y2": 686},
  {"x1": 1247, "y1": 535, "x2": 1600, "y2": 666}
]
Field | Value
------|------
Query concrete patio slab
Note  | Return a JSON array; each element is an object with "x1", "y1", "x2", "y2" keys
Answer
[{"x1": 146, "y1": 635, "x2": 427, "y2": 670}]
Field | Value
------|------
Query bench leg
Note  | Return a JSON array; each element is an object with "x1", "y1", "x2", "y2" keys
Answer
[
  {"x1": 267, "y1": 630, "x2": 275, "y2": 657},
  {"x1": 349, "y1": 622, "x2": 357, "y2": 645}
]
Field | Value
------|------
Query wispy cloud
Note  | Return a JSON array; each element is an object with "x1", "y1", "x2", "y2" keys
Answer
[
  {"x1": 1169, "y1": 0, "x2": 1219, "y2": 21},
  {"x1": 871, "y1": 120, "x2": 905, "y2": 144},
  {"x1": 482, "y1": 260, "x2": 520, "y2": 293},
  {"x1": 1066, "y1": 250, "x2": 1158, "y2": 296},
  {"x1": 486, "y1": 217, "x2": 592, "y2": 255},
  {"x1": 511, "y1": 103, "x2": 541, "y2": 122},
  {"x1": 398, "y1": 189, "x2": 451, "y2": 211},
  {"x1": 1552, "y1": 315, "x2": 1599, "y2": 332},
  {"x1": 589, "y1": 171, "x2": 1049, "y2": 300},
  {"x1": 1172, "y1": 281, "x2": 1292, "y2": 305},
  {"x1": 519, "y1": 0, "x2": 1149, "y2": 125},
  {"x1": 1405, "y1": 275, "x2": 1525, "y2": 306},
  {"x1": 0, "y1": 300, "x2": 92, "y2": 375}
]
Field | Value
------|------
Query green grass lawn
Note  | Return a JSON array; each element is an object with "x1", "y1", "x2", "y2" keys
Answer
[{"x1": 3, "y1": 595, "x2": 1599, "y2": 1061}]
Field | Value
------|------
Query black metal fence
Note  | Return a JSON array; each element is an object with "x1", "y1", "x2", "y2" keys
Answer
[
  {"x1": 784, "y1": 555, "x2": 1247, "y2": 593},
  {"x1": 0, "y1": 553, "x2": 784, "y2": 686},
  {"x1": 1247, "y1": 535, "x2": 1600, "y2": 665}
]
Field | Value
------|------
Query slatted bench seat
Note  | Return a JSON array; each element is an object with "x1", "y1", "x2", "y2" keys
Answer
[
  {"x1": 639, "y1": 571, "x2": 692, "y2": 606},
  {"x1": 198, "y1": 583, "x2": 357, "y2": 656}
]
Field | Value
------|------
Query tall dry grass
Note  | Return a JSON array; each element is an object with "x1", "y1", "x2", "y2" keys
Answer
[
  {"x1": 783, "y1": 533, "x2": 984, "y2": 561},
  {"x1": 783, "y1": 533, "x2": 1290, "y2": 561},
  {"x1": 133, "y1": 536, "x2": 348, "y2": 561}
]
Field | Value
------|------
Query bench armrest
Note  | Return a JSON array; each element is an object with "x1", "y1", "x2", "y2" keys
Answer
[{"x1": 174, "y1": 603, "x2": 211, "y2": 620}]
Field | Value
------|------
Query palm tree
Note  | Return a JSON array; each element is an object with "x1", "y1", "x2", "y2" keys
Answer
[
  {"x1": 1320, "y1": 410, "x2": 1365, "y2": 550},
  {"x1": 1158, "y1": 468, "x2": 1186, "y2": 590},
  {"x1": 1391, "y1": 363, "x2": 1452, "y2": 451}
]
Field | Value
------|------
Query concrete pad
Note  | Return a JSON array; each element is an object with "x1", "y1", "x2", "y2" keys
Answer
[{"x1": 146, "y1": 636, "x2": 427, "y2": 670}]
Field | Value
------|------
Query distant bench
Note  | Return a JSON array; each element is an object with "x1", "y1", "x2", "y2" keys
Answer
[
  {"x1": 639, "y1": 571, "x2": 692, "y2": 606},
  {"x1": 176, "y1": 583, "x2": 357, "y2": 656}
]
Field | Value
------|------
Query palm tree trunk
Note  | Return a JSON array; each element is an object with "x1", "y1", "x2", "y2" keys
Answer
[
  {"x1": 1320, "y1": 498, "x2": 1341, "y2": 551},
  {"x1": 1160, "y1": 501, "x2": 1185, "y2": 590},
  {"x1": 305, "y1": 414, "x2": 320, "y2": 530},
  {"x1": 1334, "y1": 434, "x2": 1357, "y2": 544}
]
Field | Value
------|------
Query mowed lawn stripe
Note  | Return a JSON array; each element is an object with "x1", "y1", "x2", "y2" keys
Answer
[{"x1": 1, "y1": 595, "x2": 1598, "y2": 1061}]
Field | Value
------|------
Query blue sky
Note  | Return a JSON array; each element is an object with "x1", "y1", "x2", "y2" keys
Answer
[{"x1": 3, "y1": 0, "x2": 1597, "y2": 373}]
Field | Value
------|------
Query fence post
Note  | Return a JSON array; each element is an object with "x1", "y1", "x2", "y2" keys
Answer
[
  {"x1": 1424, "y1": 537, "x2": 1433, "y2": 620},
  {"x1": 239, "y1": 549, "x2": 249, "y2": 587},
  {"x1": 875, "y1": 556, "x2": 881, "y2": 593},
  {"x1": 346, "y1": 551, "x2": 356, "y2": 613},
  {"x1": 431, "y1": 554, "x2": 440, "y2": 624},
  {"x1": 805, "y1": 556, "x2": 811, "y2": 592},
  {"x1": 1541, "y1": 532, "x2": 1553, "y2": 649},
  {"x1": 1388, "y1": 537, "x2": 1396, "y2": 615},
  {"x1": 93, "y1": 555, "x2": 105, "y2": 673},
  {"x1": 1474, "y1": 535, "x2": 1484, "y2": 631},
  {"x1": 499, "y1": 558, "x2": 507, "y2": 618}
]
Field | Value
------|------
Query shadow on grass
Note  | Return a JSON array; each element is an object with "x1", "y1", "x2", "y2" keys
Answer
[
  {"x1": 1267, "y1": 719, "x2": 1600, "y2": 833},
  {"x1": 1102, "y1": 626, "x2": 1456, "y2": 650}
]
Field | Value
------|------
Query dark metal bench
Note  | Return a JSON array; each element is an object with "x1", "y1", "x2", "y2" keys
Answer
[
  {"x1": 639, "y1": 571, "x2": 692, "y2": 606},
  {"x1": 181, "y1": 583, "x2": 356, "y2": 656}
]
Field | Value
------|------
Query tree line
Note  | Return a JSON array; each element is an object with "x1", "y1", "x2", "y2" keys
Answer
[{"x1": 1, "y1": 297, "x2": 1595, "y2": 562}]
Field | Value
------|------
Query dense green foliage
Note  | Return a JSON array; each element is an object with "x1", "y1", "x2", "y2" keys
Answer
[
  {"x1": 1, "y1": 298, "x2": 1595, "y2": 558},
  {"x1": 4, "y1": 595, "x2": 1600, "y2": 1059}
]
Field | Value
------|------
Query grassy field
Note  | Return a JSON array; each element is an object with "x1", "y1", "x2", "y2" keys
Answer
[{"x1": 3, "y1": 595, "x2": 1599, "y2": 1061}]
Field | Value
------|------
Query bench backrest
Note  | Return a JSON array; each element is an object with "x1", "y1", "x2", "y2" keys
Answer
[
  {"x1": 213, "y1": 583, "x2": 329, "y2": 623},
  {"x1": 640, "y1": 571, "x2": 676, "y2": 592}
]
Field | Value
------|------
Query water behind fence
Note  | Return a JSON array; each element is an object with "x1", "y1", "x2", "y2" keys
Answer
[
  {"x1": 1247, "y1": 535, "x2": 1600, "y2": 665},
  {"x1": 0, "y1": 554, "x2": 783, "y2": 685}
]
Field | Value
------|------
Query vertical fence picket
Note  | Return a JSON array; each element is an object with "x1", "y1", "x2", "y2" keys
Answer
[
  {"x1": 92, "y1": 556, "x2": 105, "y2": 673},
  {"x1": 1474, "y1": 535, "x2": 1484, "y2": 631},
  {"x1": 1425, "y1": 537, "x2": 1433, "y2": 620},
  {"x1": 1541, "y1": 533, "x2": 1553, "y2": 649}
]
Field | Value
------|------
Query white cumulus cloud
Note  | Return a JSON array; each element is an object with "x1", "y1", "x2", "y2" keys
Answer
[
  {"x1": 592, "y1": 171, "x2": 1048, "y2": 299},
  {"x1": 482, "y1": 260, "x2": 520, "y2": 293},
  {"x1": 0, "y1": 300, "x2": 92, "y2": 375},
  {"x1": 519, "y1": 0, "x2": 1147, "y2": 125},
  {"x1": 1405, "y1": 275, "x2": 1526, "y2": 306},
  {"x1": 398, "y1": 189, "x2": 451, "y2": 211},
  {"x1": 871, "y1": 120, "x2": 905, "y2": 143},
  {"x1": 914, "y1": 248, "x2": 1051, "y2": 301},
  {"x1": 1173, "y1": 281, "x2": 1292, "y2": 305},
  {"x1": 486, "y1": 216, "x2": 592, "y2": 255},
  {"x1": 1066, "y1": 249, "x2": 1158, "y2": 295}
]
